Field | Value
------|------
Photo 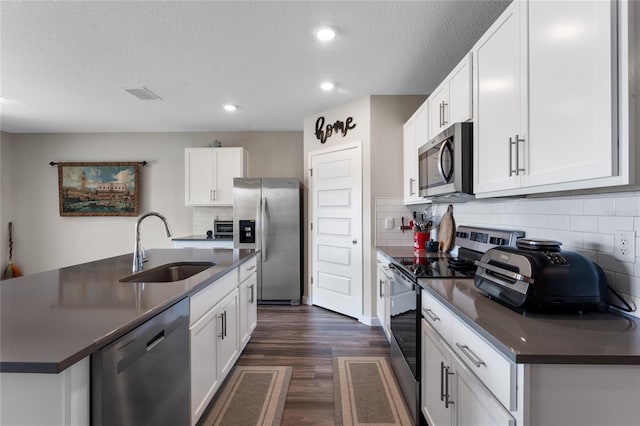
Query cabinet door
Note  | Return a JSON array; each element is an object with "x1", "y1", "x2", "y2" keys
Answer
[
  {"x1": 239, "y1": 273, "x2": 257, "y2": 349},
  {"x1": 190, "y1": 307, "x2": 219, "y2": 425},
  {"x1": 376, "y1": 265, "x2": 386, "y2": 331},
  {"x1": 216, "y1": 290, "x2": 239, "y2": 378},
  {"x1": 526, "y1": 0, "x2": 616, "y2": 187},
  {"x1": 429, "y1": 84, "x2": 449, "y2": 140},
  {"x1": 403, "y1": 118, "x2": 419, "y2": 204},
  {"x1": 185, "y1": 148, "x2": 215, "y2": 205},
  {"x1": 452, "y1": 354, "x2": 515, "y2": 426},
  {"x1": 448, "y1": 54, "x2": 472, "y2": 124},
  {"x1": 473, "y1": 0, "x2": 527, "y2": 194},
  {"x1": 247, "y1": 274, "x2": 258, "y2": 335},
  {"x1": 212, "y1": 148, "x2": 245, "y2": 206},
  {"x1": 421, "y1": 320, "x2": 453, "y2": 426}
]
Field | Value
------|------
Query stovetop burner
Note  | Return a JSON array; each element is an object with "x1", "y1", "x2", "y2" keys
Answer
[{"x1": 393, "y1": 256, "x2": 477, "y2": 278}]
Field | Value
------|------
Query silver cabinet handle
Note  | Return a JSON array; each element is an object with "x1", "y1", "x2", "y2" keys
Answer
[
  {"x1": 455, "y1": 342, "x2": 486, "y2": 368},
  {"x1": 444, "y1": 366, "x2": 455, "y2": 408},
  {"x1": 210, "y1": 189, "x2": 214, "y2": 201},
  {"x1": 442, "y1": 101, "x2": 448, "y2": 126},
  {"x1": 249, "y1": 284, "x2": 254, "y2": 304},
  {"x1": 409, "y1": 178, "x2": 416, "y2": 196},
  {"x1": 223, "y1": 311, "x2": 227, "y2": 338},
  {"x1": 439, "y1": 102, "x2": 444, "y2": 127},
  {"x1": 218, "y1": 313, "x2": 224, "y2": 339},
  {"x1": 440, "y1": 361, "x2": 446, "y2": 402},
  {"x1": 213, "y1": 189, "x2": 217, "y2": 200},
  {"x1": 424, "y1": 308, "x2": 440, "y2": 322},
  {"x1": 514, "y1": 134, "x2": 525, "y2": 175},
  {"x1": 509, "y1": 135, "x2": 525, "y2": 176},
  {"x1": 379, "y1": 279, "x2": 384, "y2": 298}
]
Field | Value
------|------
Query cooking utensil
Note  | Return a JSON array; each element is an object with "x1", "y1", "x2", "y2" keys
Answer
[
  {"x1": 438, "y1": 205, "x2": 456, "y2": 253},
  {"x1": 2, "y1": 222, "x2": 22, "y2": 279}
]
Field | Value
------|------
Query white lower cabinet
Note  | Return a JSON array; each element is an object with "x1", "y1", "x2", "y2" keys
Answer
[
  {"x1": 375, "y1": 253, "x2": 392, "y2": 341},
  {"x1": 239, "y1": 272, "x2": 257, "y2": 349},
  {"x1": 421, "y1": 319, "x2": 515, "y2": 426},
  {"x1": 189, "y1": 263, "x2": 249, "y2": 426}
]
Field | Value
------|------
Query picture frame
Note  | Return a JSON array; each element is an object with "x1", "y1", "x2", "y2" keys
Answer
[{"x1": 58, "y1": 162, "x2": 140, "y2": 217}]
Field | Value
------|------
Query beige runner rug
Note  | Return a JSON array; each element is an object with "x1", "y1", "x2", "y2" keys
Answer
[
  {"x1": 200, "y1": 365, "x2": 292, "y2": 426},
  {"x1": 333, "y1": 356, "x2": 413, "y2": 426}
]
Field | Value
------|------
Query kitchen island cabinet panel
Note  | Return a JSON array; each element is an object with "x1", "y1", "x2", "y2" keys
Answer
[{"x1": 0, "y1": 357, "x2": 89, "y2": 426}]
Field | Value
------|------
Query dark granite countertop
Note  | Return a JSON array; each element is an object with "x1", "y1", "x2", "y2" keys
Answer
[
  {"x1": 420, "y1": 278, "x2": 640, "y2": 365},
  {"x1": 376, "y1": 245, "x2": 640, "y2": 365},
  {"x1": 0, "y1": 248, "x2": 256, "y2": 374}
]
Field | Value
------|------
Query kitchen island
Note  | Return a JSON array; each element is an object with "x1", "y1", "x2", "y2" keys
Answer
[{"x1": 0, "y1": 248, "x2": 257, "y2": 425}]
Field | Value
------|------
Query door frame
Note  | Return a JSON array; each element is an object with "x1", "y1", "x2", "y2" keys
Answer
[{"x1": 307, "y1": 140, "x2": 364, "y2": 321}]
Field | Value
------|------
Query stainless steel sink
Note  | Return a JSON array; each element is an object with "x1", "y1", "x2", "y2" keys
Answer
[{"x1": 119, "y1": 262, "x2": 215, "y2": 282}]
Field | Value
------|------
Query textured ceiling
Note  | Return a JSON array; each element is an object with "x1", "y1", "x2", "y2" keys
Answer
[{"x1": 0, "y1": 0, "x2": 510, "y2": 133}]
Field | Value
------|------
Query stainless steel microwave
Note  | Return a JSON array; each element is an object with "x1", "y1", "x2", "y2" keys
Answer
[{"x1": 418, "y1": 122, "x2": 473, "y2": 200}]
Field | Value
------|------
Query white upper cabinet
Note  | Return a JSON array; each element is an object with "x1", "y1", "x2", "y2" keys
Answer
[
  {"x1": 473, "y1": 0, "x2": 527, "y2": 194},
  {"x1": 527, "y1": 0, "x2": 616, "y2": 187},
  {"x1": 403, "y1": 101, "x2": 429, "y2": 205},
  {"x1": 474, "y1": 0, "x2": 626, "y2": 197},
  {"x1": 428, "y1": 53, "x2": 473, "y2": 140},
  {"x1": 185, "y1": 147, "x2": 247, "y2": 206}
]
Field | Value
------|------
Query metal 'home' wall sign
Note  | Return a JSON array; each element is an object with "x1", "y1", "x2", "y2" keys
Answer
[{"x1": 315, "y1": 116, "x2": 356, "y2": 144}]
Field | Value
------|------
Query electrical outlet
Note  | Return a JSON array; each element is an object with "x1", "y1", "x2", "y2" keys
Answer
[
  {"x1": 384, "y1": 217, "x2": 394, "y2": 230},
  {"x1": 614, "y1": 230, "x2": 636, "y2": 262}
]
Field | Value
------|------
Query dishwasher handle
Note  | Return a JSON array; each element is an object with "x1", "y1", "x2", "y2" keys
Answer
[{"x1": 146, "y1": 330, "x2": 165, "y2": 352}]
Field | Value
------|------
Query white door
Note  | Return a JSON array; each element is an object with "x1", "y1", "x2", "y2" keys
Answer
[{"x1": 310, "y1": 144, "x2": 362, "y2": 319}]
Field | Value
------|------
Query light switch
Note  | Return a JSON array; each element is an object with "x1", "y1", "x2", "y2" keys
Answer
[{"x1": 384, "y1": 217, "x2": 394, "y2": 230}]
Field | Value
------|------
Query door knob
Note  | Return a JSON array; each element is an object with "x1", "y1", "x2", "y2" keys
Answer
[{"x1": 352, "y1": 239, "x2": 358, "y2": 244}]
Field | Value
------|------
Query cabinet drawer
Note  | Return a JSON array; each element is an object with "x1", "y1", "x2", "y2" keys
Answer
[
  {"x1": 239, "y1": 256, "x2": 257, "y2": 283},
  {"x1": 421, "y1": 291, "x2": 452, "y2": 341},
  {"x1": 190, "y1": 269, "x2": 238, "y2": 325},
  {"x1": 450, "y1": 314, "x2": 516, "y2": 410}
]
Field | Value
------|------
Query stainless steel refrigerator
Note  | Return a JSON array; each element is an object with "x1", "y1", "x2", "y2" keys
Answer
[{"x1": 233, "y1": 178, "x2": 302, "y2": 304}]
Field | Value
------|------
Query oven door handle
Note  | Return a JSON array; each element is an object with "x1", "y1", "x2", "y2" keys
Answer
[{"x1": 388, "y1": 263, "x2": 417, "y2": 286}]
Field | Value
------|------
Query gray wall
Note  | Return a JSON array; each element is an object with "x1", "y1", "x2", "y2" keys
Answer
[{"x1": 0, "y1": 131, "x2": 302, "y2": 274}]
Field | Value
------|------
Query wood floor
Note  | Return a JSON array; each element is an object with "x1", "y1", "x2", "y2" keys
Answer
[{"x1": 233, "y1": 304, "x2": 391, "y2": 425}]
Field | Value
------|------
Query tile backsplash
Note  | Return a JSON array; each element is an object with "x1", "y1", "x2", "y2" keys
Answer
[
  {"x1": 193, "y1": 206, "x2": 233, "y2": 235},
  {"x1": 375, "y1": 192, "x2": 640, "y2": 318},
  {"x1": 375, "y1": 198, "x2": 416, "y2": 247}
]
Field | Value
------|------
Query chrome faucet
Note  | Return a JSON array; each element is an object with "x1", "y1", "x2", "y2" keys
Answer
[{"x1": 132, "y1": 212, "x2": 172, "y2": 273}]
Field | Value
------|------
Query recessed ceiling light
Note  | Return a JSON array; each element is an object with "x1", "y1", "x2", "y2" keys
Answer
[
  {"x1": 315, "y1": 26, "x2": 336, "y2": 42},
  {"x1": 223, "y1": 104, "x2": 237, "y2": 112},
  {"x1": 320, "y1": 82, "x2": 335, "y2": 91}
]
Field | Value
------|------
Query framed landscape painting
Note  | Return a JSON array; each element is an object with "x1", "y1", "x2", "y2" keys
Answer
[{"x1": 58, "y1": 162, "x2": 140, "y2": 216}]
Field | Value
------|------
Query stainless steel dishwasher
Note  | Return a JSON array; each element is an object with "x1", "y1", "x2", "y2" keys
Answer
[{"x1": 91, "y1": 298, "x2": 190, "y2": 426}]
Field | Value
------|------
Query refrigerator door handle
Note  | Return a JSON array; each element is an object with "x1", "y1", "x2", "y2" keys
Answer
[{"x1": 262, "y1": 197, "x2": 269, "y2": 262}]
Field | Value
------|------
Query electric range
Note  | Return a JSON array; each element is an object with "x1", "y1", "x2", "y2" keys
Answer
[{"x1": 387, "y1": 225, "x2": 524, "y2": 425}]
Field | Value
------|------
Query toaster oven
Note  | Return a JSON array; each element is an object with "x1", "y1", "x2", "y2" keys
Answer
[
  {"x1": 474, "y1": 239, "x2": 609, "y2": 313},
  {"x1": 213, "y1": 220, "x2": 233, "y2": 239}
]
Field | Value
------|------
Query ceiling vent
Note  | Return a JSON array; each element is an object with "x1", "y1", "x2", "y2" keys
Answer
[{"x1": 125, "y1": 87, "x2": 162, "y2": 101}]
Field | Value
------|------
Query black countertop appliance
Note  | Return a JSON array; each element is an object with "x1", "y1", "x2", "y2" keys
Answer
[{"x1": 474, "y1": 238, "x2": 609, "y2": 313}]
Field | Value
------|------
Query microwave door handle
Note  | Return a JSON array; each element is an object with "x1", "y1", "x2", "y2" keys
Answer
[{"x1": 437, "y1": 140, "x2": 453, "y2": 183}]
